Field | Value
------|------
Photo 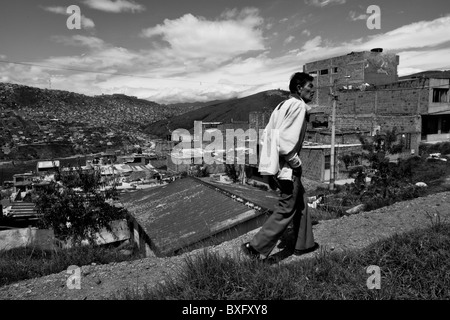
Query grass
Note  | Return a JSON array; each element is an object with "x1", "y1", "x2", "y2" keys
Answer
[
  {"x1": 0, "y1": 242, "x2": 140, "y2": 287},
  {"x1": 113, "y1": 222, "x2": 450, "y2": 300}
]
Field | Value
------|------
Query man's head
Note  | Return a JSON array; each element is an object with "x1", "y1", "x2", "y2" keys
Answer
[{"x1": 289, "y1": 72, "x2": 315, "y2": 103}]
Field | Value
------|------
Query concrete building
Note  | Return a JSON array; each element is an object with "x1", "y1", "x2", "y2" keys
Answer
[
  {"x1": 300, "y1": 143, "x2": 363, "y2": 182},
  {"x1": 12, "y1": 172, "x2": 35, "y2": 194}
]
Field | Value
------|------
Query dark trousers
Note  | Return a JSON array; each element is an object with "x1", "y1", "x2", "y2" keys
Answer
[{"x1": 250, "y1": 169, "x2": 315, "y2": 256}]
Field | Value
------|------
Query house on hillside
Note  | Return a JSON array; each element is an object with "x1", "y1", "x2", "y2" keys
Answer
[
  {"x1": 12, "y1": 173, "x2": 35, "y2": 194},
  {"x1": 36, "y1": 160, "x2": 60, "y2": 176}
]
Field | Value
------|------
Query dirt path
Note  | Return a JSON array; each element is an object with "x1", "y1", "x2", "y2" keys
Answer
[{"x1": 1, "y1": 191, "x2": 449, "y2": 300}]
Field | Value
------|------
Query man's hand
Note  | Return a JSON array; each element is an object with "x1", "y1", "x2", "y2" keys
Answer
[
  {"x1": 286, "y1": 154, "x2": 301, "y2": 169},
  {"x1": 293, "y1": 166, "x2": 302, "y2": 177}
]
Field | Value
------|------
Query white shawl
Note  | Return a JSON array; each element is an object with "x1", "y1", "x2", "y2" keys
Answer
[{"x1": 258, "y1": 96, "x2": 310, "y2": 180}]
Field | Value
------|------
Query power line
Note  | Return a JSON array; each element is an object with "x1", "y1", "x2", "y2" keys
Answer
[{"x1": 0, "y1": 59, "x2": 270, "y2": 88}]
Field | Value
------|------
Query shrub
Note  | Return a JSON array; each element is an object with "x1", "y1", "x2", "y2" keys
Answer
[
  {"x1": 224, "y1": 164, "x2": 240, "y2": 183},
  {"x1": 34, "y1": 166, "x2": 129, "y2": 246}
]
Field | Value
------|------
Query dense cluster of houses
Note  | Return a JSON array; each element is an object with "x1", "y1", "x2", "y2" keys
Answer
[
  {"x1": 0, "y1": 109, "x2": 155, "y2": 160},
  {"x1": 0, "y1": 152, "x2": 176, "y2": 222}
]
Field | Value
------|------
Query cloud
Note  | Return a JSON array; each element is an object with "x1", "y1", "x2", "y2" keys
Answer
[
  {"x1": 83, "y1": 0, "x2": 145, "y2": 13},
  {"x1": 279, "y1": 18, "x2": 288, "y2": 23},
  {"x1": 360, "y1": 15, "x2": 450, "y2": 50},
  {"x1": 43, "y1": 6, "x2": 67, "y2": 14},
  {"x1": 42, "y1": 6, "x2": 95, "y2": 30},
  {"x1": 52, "y1": 35, "x2": 106, "y2": 49},
  {"x1": 397, "y1": 48, "x2": 450, "y2": 76},
  {"x1": 3, "y1": 15, "x2": 450, "y2": 104},
  {"x1": 81, "y1": 16, "x2": 96, "y2": 29},
  {"x1": 141, "y1": 8, "x2": 265, "y2": 64},
  {"x1": 283, "y1": 36, "x2": 295, "y2": 45},
  {"x1": 304, "y1": 0, "x2": 346, "y2": 7},
  {"x1": 301, "y1": 36, "x2": 322, "y2": 50},
  {"x1": 349, "y1": 11, "x2": 368, "y2": 21},
  {"x1": 302, "y1": 29, "x2": 311, "y2": 36}
]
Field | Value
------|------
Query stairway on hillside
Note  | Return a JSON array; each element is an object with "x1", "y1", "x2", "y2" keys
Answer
[{"x1": 9, "y1": 202, "x2": 40, "y2": 220}]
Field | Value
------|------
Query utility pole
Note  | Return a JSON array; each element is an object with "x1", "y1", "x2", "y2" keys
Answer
[
  {"x1": 329, "y1": 75, "x2": 350, "y2": 191},
  {"x1": 329, "y1": 79, "x2": 337, "y2": 191}
]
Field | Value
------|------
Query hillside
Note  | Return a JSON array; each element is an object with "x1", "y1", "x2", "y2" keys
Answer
[
  {"x1": 164, "y1": 99, "x2": 226, "y2": 110},
  {"x1": 399, "y1": 70, "x2": 450, "y2": 80},
  {"x1": 0, "y1": 82, "x2": 207, "y2": 160},
  {"x1": 0, "y1": 83, "x2": 197, "y2": 127},
  {"x1": 145, "y1": 90, "x2": 290, "y2": 137}
]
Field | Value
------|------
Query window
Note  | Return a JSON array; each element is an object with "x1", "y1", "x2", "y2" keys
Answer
[
  {"x1": 402, "y1": 133, "x2": 411, "y2": 150},
  {"x1": 433, "y1": 88, "x2": 448, "y2": 103},
  {"x1": 332, "y1": 67, "x2": 339, "y2": 74},
  {"x1": 309, "y1": 71, "x2": 317, "y2": 75},
  {"x1": 320, "y1": 69, "x2": 329, "y2": 75},
  {"x1": 324, "y1": 155, "x2": 330, "y2": 170}
]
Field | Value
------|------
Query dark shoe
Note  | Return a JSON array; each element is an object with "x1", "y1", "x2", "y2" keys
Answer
[
  {"x1": 294, "y1": 242, "x2": 320, "y2": 256},
  {"x1": 241, "y1": 242, "x2": 261, "y2": 259}
]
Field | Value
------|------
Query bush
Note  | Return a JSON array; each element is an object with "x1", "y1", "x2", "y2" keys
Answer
[
  {"x1": 224, "y1": 164, "x2": 240, "y2": 183},
  {"x1": 34, "y1": 166, "x2": 129, "y2": 246},
  {"x1": 419, "y1": 141, "x2": 450, "y2": 156}
]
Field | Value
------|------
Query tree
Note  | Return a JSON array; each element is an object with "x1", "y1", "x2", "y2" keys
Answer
[
  {"x1": 34, "y1": 166, "x2": 129, "y2": 246},
  {"x1": 344, "y1": 128, "x2": 420, "y2": 210},
  {"x1": 225, "y1": 164, "x2": 240, "y2": 183},
  {"x1": 191, "y1": 165, "x2": 209, "y2": 178}
]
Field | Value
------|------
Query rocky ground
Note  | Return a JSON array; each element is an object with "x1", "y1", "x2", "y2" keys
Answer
[{"x1": 1, "y1": 191, "x2": 449, "y2": 300}]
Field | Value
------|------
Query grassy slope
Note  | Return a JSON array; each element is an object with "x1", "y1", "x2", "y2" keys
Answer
[
  {"x1": 116, "y1": 222, "x2": 450, "y2": 300},
  {"x1": 0, "y1": 243, "x2": 139, "y2": 287}
]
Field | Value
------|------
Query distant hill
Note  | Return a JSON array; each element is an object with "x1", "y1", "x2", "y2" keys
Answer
[
  {"x1": 399, "y1": 70, "x2": 450, "y2": 80},
  {"x1": 145, "y1": 90, "x2": 290, "y2": 137},
  {"x1": 0, "y1": 83, "x2": 209, "y2": 127}
]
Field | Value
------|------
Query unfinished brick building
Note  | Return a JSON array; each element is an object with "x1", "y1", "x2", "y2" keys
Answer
[{"x1": 302, "y1": 49, "x2": 450, "y2": 153}]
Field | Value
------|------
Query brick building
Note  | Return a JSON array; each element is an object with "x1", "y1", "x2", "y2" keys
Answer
[
  {"x1": 303, "y1": 48, "x2": 400, "y2": 106},
  {"x1": 302, "y1": 49, "x2": 450, "y2": 152}
]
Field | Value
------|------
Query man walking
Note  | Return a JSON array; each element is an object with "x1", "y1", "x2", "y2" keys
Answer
[{"x1": 242, "y1": 72, "x2": 319, "y2": 259}]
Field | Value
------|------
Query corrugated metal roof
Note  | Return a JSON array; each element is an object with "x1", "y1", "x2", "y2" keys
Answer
[{"x1": 120, "y1": 177, "x2": 264, "y2": 256}]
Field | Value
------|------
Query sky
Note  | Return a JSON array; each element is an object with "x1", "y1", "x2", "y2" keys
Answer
[{"x1": 0, "y1": 0, "x2": 449, "y2": 104}]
